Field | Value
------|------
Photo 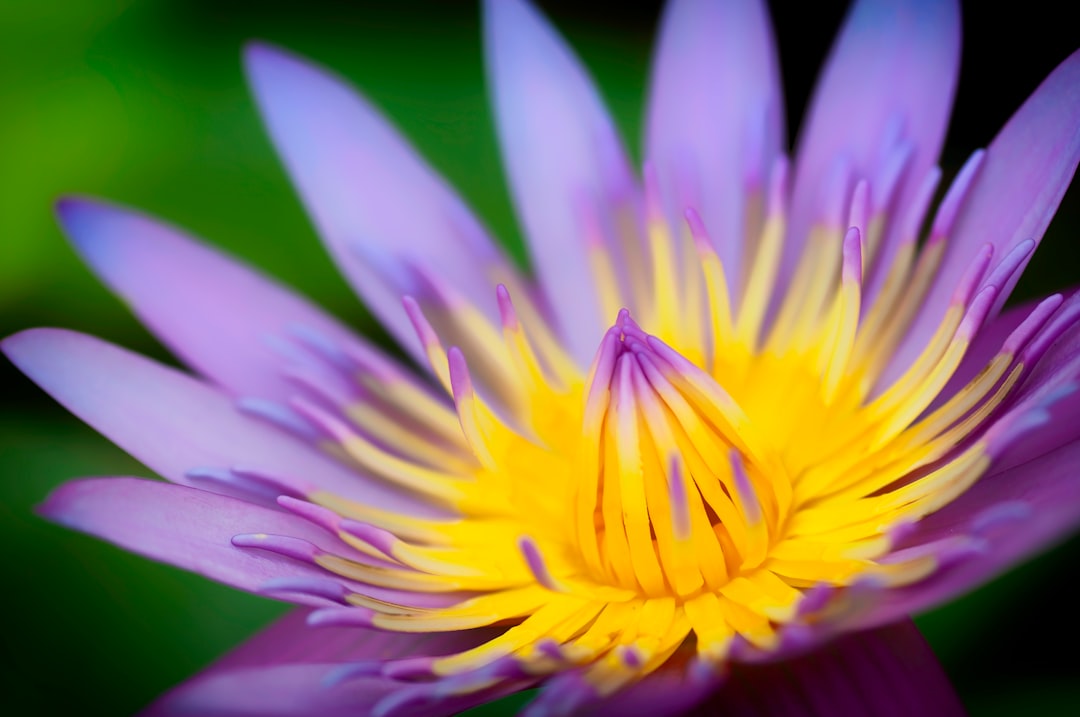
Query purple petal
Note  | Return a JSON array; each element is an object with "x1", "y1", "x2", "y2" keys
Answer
[
  {"x1": 787, "y1": 0, "x2": 960, "y2": 284},
  {"x1": 2, "y1": 328, "x2": 432, "y2": 514},
  {"x1": 144, "y1": 663, "x2": 522, "y2": 717},
  {"x1": 484, "y1": 0, "x2": 635, "y2": 364},
  {"x1": 972, "y1": 301, "x2": 1080, "y2": 472},
  {"x1": 212, "y1": 608, "x2": 497, "y2": 671},
  {"x1": 702, "y1": 620, "x2": 964, "y2": 716},
  {"x1": 148, "y1": 642, "x2": 522, "y2": 717},
  {"x1": 645, "y1": 0, "x2": 783, "y2": 291},
  {"x1": 244, "y1": 42, "x2": 506, "y2": 362},
  {"x1": 829, "y1": 323, "x2": 1080, "y2": 627},
  {"x1": 849, "y1": 436, "x2": 1080, "y2": 630},
  {"x1": 928, "y1": 295, "x2": 1047, "y2": 411},
  {"x1": 142, "y1": 664, "x2": 395, "y2": 717},
  {"x1": 57, "y1": 197, "x2": 379, "y2": 404},
  {"x1": 39, "y1": 478, "x2": 351, "y2": 606},
  {"x1": 582, "y1": 660, "x2": 722, "y2": 717},
  {"x1": 889, "y1": 49, "x2": 1080, "y2": 377}
]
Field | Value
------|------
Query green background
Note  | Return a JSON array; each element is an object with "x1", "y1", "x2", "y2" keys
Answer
[{"x1": 2, "y1": 1, "x2": 1078, "y2": 715}]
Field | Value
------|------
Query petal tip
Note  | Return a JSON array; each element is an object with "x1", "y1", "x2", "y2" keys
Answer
[
  {"x1": 1, "y1": 328, "x2": 37, "y2": 362},
  {"x1": 1, "y1": 327, "x2": 71, "y2": 370},
  {"x1": 55, "y1": 195, "x2": 118, "y2": 234},
  {"x1": 483, "y1": 0, "x2": 550, "y2": 54},
  {"x1": 242, "y1": 40, "x2": 334, "y2": 97},
  {"x1": 242, "y1": 40, "x2": 321, "y2": 102},
  {"x1": 482, "y1": 0, "x2": 525, "y2": 24},
  {"x1": 34, "y1": 478, "x2": 97, "y2": 529},
  {"x1": 56, "y1": 197, "x2": 110, "y2": 252},
  {"x1": 35, "y1": 485, "x2": 71, "y2": 525},
  {"x1": 242, "y1": 39, "x2": 293, "y2": 78},
  {"x1": 54, "y1": 195, "x2": 97, "y2": 223},
  {"x1": 54, "y1": 198, "x2": 152, "y2": 276}
]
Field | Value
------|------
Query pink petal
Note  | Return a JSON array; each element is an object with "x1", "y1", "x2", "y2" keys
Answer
[
  {"x1": 39, "y1": 478, "x2": 350, "y2": 606},
  {"x1": 786, "y1": 0, "x2": 960, "y2": 286},
  {"x1": 645, "y1": 0, "x2": 783, "y2": 291},
  {"x1": 889, "y1": 49, "x2": 1080, "y2": 378},
  {"x1": 244, "y1": 42, "x2": 507, "y2": 363},
  {"x1": 484, "y1": 0, "x2": 635, "y2": 364},
  {"x1": 2, "y1": 328, "x2": 431, "y2": 514},
  {"x1": 57, "y1": 197, "x2": 382, "y2": 404}
]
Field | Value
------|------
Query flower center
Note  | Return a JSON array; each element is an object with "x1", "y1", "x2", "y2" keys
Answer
[
  {"x1": 260, "y1": 154, "x2": 1056, "y2": 700},
  {"x1": 573, "y1": 310, "x2": 787, "y2": 601}
]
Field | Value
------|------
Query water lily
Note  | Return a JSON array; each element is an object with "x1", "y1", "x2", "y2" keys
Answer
[{"x1": 6, "y1": 0, "x2": 1080, "y2": 714}]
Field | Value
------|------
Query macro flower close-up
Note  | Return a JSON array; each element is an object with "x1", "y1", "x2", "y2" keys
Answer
[{"x1": 3, "y1": 0, "x2": 1080, "y2": 715}]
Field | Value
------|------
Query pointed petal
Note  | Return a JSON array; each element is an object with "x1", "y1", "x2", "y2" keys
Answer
[
  {"x1": 929, "y1": 295, "x2": 1044, "y2": 411},
  {"x1": 39, "y1": 478, "x2": 349, "y2": 606},
  {"x1": 143, "y1": 665, "x2": 394, "y2": 717},
  {"x1": 989, "y1": 344, "x2": 1080, "y2": 474},
  {"x1": 583, "y1": 621, "x2": 962, "y2": 716},
  {"x1": 852, "y1": 438, "x2": 1080, "y2": 630},
  {"x1": 645, "y1": 0, "x2": 783, "y2": 287},
  {"x1": 2, "y1": 328, "x2": 429, "y2": 513},
  {"x1": 702, "y1": 621, "x2": 964, "y2": 717},
  {"x1": 484, "y1": 0, "x2": 634, "y2": 364},
  {"x1": 212, "y1": 608, "x2": 497, "y2": 671},
  {"x1": 244, "y1": 42, "x2": 505, "y2": 361},
  {"x1": 57, "y1": 197, "x2": 379, "y2": 403},
  {"x1": 582, "y1": 661, "x2": 722, "y2": 717},
  {"x1": 148, "y1": 657, "x2": 519, "y2": 717},
  {"x1": 175, "y1": 607, "x2": 504, "y2": 715},
  {"x1": 834, "y1": 328, "x2": 1080, "y2": 629},
  {"x1": 891, "y1": 49, "x2": 1080, "y2": 376},
  {"x1": 787, "y1": 0, "x2": 960, "y2": 279}
]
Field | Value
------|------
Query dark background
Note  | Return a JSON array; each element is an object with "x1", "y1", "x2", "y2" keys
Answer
[{"x1": 1, "y1": 1, "x2": 1077, "y2": 714}]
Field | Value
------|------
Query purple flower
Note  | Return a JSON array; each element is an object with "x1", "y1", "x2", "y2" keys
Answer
[{"x1": 5, "y1": 0, "x2": 1080, "y2": 714}]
